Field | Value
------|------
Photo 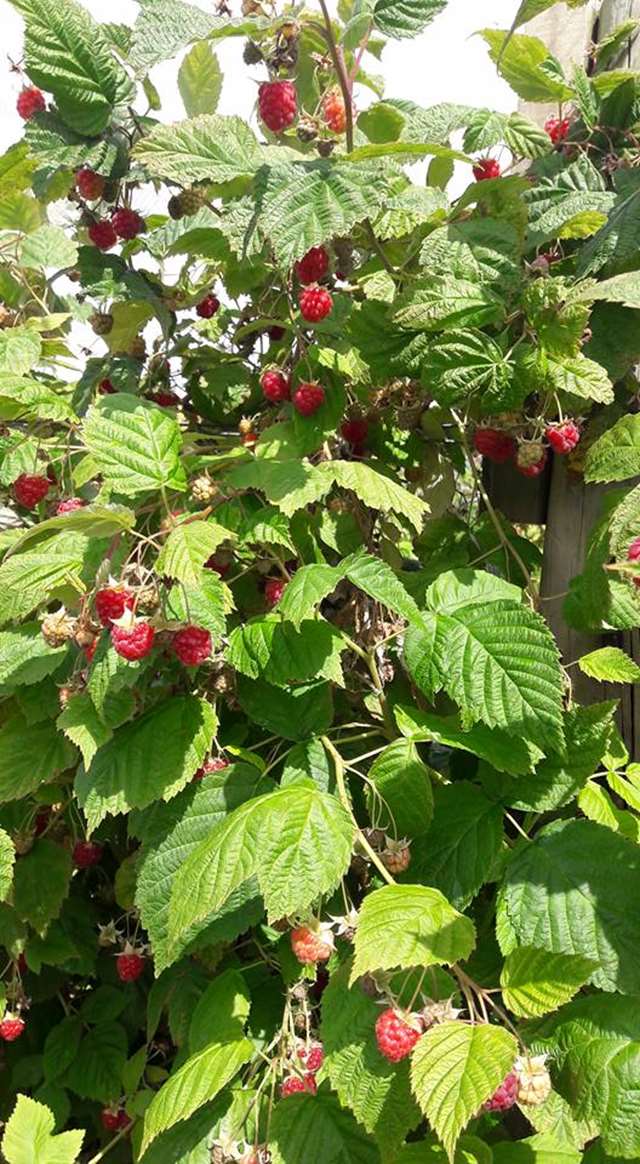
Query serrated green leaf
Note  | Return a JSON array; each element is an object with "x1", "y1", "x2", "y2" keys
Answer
[
  {"x1": 82, "y1": 395, "x2": 186, "y2": 495},
  {"x1": 501, "y1": 947, "x2": 595, "y2": 1018},
  {"x1": 133, "y1": 115, "x2": 261, "y2": 186},
  {"x1": 63, "y1": 1021, "x2": 128, "y2": 1103},
  {"x1": 1, "y1": 1095, "x2": 83, "y2": 1164},
  {"x1": 367, "y1": 738, "x2": 434, "y2": 838},
  {"x1": 236, "y1": 676, "x2": 334, "y2": 741},
  {"x1": 270, "y1": 1091, "x2": 381, "y2": 1164},
  {"x1": 20, "y1": 225, "x2": 78, "y2": 272},
  {"x1": 395, "y1": 705, "x2": 543, "y2": 775},
  {"x1": 578, "y1": 646, "x2": 640, "y2": 683},
  {"x1": 0, "y1": 373, "x2": 75, "y2": 425},
  {"x1": 0, "y1": 712, "x2": 76, "y2": 802},
  {"x1": 419, "y1": 330, "x2": 513, "y2": 409},
  {"x1": 8, "y1": 504, "x2": 135, "y2": 555},
  {"x1": 410, "y1": 782, "x2": 503, "y2": 909},
  {"x1": 165, "y1": 574, "x2": 230, "y2": 642},
  {"x1": 480, "y1": 29, "x2": 573, "y2": 103},
  {"x1": 373, "y1": 0, "x2": 447, "y2": 38},
  {"x1": 584, "y1": 415, "x2": 640, "y2": 483},
  {"x1": 178, "y1": 42, "x2": 222, "y2": 118},
  {"x1": 156, "y1": 520, "x2": 228, "y2": 586},
  {"x1": 329, "y1": 461, "x2": 428, "y2": 531},
  {"x1": 226, "y1": 616, "x2": 348, "y2": 687},
  {"x1": 0, "y1": 326, "x2": 41, "y2": 375},
  {"x1": 0, "y1": 623, "x2": 67, "y2": 691},
  {"x1": 0, "y1": 829, "x2": 15, "y2": 901},
  {"x1": 393, "y1": 279, "x2": 504, "y2": 333},
  {"x1": 546, "y1": 352, "x2": 614, "y2": 405},
  {"x1": 169, "y1": 784, "x2": 353, "y2": 952},
  {"x1": 498, "y1": 819, "x2": 640, "y2": 993},
  {"x1": 343, "y1": 550, "x2": 426, "y2": 627},
  {"x1": 77, "y1": 696, "x2": 217, "y2": 830},
  {"x1": 13, "y1": 840, "x2": 71, "y2": 933},
  {"x1": 351, "y1": 884, "x2": 475, "y2": 984},
  {"x1": 493, "y1": 1135, "x2": 582, "y2": 1163},
  {"x1": 275, "y1": 564, "x2": 343, "y2": 629},
  {"x1": 57, "y1": 692, "x2": 112, "y2": 769},
  {"x1": 411, "y1": 1021, "x2": 518, "y2": 1159},
  {"x1": 0, "y1": 533, "x2": 87, "y2": 627}
]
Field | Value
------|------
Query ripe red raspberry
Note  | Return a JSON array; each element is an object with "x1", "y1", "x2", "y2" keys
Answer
[
  {"x1": 17, "y1": 87, "x2": 45, "y2": 120},
  {"x1": 13, "y1": 473, "x2": 50, "y2": 508},
  {"x1": 99, "y1": 378, "x2": 116, "y2": 394},
  {"x1": 293, "y1": 382, "x2": 325, "y2": 417},
  {"x1": 300, "y1": 285, "x2": 333, "y2": 323},
  {"x1": 341, "y1": 418, "x2": 368, "y2": 449},
  {"x1": 73, "y1": 840, "x2": 103, "y2": 869},
  {"x1": 322, "y1": 88, "x2": 347, "y2": 134},
  {"x1": 545, "y1": 116, "x2": 571, "y2": 144},
  {"x1": 84, "y1": 639, "x2": 98, "y2": 664},
  {"x1": 259, "y1": 80, "x2": 297, "y2": 133},
  {"x1": 290, "y1": 924, "x2": 334, "y2": 965},
  {"x1": 75, "y1": 168, "x2": 105, "y2": 200},
  {"x1": 172, "y1": 625, "x2": 212, "y2": 666},
  {"x1": 206, "y1": 555, "x2": 230, "y2": 577},
  {"x1": 111, "y1": 208, "x2": 146, "y2": 240},
  {"x1": 150, "y1": 390, "x2": 179, "y2": 407},
  {"x1": 56, "y1": 497, "x2": 86, "y2": 514},
  {"x1": 265, "y1": 578, "x2": 286, "y2": 608},
  {"x1": 196, "y1": 293, "x2": 220, "y2": 319},
  {"x1": 375, "y1": 1009, "x2": 422, "y2": 1063},
  {"x1": 0, "y1": 1015, "x2": 26, "y2": 1042},
  {"x1": 280, "y1": 1074, "x2": 317, "y2": 1098},
  {"x1": 546, "y1": 421, "x2": 580, "y2": 454},
  {"x1": 116, "y1": 948, "x2": 145, "y2": 983},
  {"x1": 261, "y1": 368, "x2": 291, "y2": 403},
  {"x1": 473, "y1": 428, "x2": 516, "y2": 464},
  {"x1": 297, "y1": 1041, "x2": 324, "y2": 1073},
  {"x1": 295, "y1": 246, "x2": 330, "y2": 286},
  {"x1": 628, "y1": 537, "x2": 640, "y2": 588},
  {"x1": 473, "y1": 158, "x2": 501, "y2": 181},
  {"x1": 483, "y1": 1071, "x2": 519, "y2": 1113},
  {"x1": 111, "y1": 620, "x2": 155, "y2": 661},
  {"x1": 101, "y1": 1107, "x2": 129, "y2": 1132},
  {"x1": 95, "y1": 587, "x2": 134, "y2": 626},
  {"x1": 88, "y1": 220, "x2": 118, "y2": 251},
  {"x1": 194, "y1": 757, "x2": 230, "y2": 781}
]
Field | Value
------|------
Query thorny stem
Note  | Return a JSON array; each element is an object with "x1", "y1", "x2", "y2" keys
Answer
[{"x1": 321, "y1": 735, "x2": 395, "y2": 885}]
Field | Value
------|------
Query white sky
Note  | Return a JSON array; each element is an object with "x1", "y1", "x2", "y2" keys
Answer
[{"x1": 0, "y1": 0, "x2": 520, "y2": 154}]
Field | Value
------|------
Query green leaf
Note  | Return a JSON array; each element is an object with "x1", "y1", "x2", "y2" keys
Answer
[
  {"x1": 236, "y1": 676, "x2": 334, "y2": 742},
  {"x1": 578, "y1": 190, "x2": 640, "y2": 276},
  {"x1": 63, "y1": 1021, "x2": 128, "y2": 1103},
  {"x1": 178, "y1": 42, "x2": 222, "y2": 117},
  {"x1": 409, "y1": 783, "x2": 503, "y2": 909},
  {"x1": 575, "y1": 271, "x2": 640, "y2": 308},
  {"x1": 141, "y1": 1036, "x2": 252, "y2": 1152},
  {"x1": 82, "y1": 395, "x2": 186, "y2": 495},
  {"x1": 77, "y1": 696, "x2": 217, "y2": 831},
  {"x1": 156, "y1": 520, "x2": 228, "y2": 586},
  {"x1": 57, "y1": 693, "x2": 112, "y2": 769},
  {"x1": 20, "y1": 225, "x2": 78, "y2": 272},
  {"x1": 188, "y1": 969, "x2": 251, "y2": 1052},
  {"x1": 392, "y1": 279, "x2": 504, "y2": 333},
  {"x1": 130, "y1": 3, "x2": 260, "y2": 75},
  {"x1": 513, "y1": 0, "x2": 588, "y2": 31},
  {"x1": 227, "y1": 616, "x2": 348, "y2": 687},
  {"x1": 270, "y1": 1091, "x2": 381, "y2": 1164},
  {"x1": 395, "y1": 705, "x2": 543, "y2": 775},
  {"x1": 165, "y1": 575, "x2": 230, "y2": 642},
  {"x1": 320, "y1": 961, "x2": 421, "y2": 1155},
  {"x1": 0, "y1": 713, "x2": 76, "y2": 802},
  {"x1": 0, "y1": 623, "x2": 67, "y2": 691},
  {"x1": 134, "y1": 115, "x2": 261, "y2": 186},
  {"x1": 0, "y1": 373, "x2": 75, "y2": 425},
  {"x1": 480, "y1": 29, "x2": 573, "y2": 102},
  {"x1": 501, "y1": 947, "x2": 595, "y2": 1018},
  {"x1": 367, "y1": 739, "x2": 434, "y2": 838},
  {"x1": 14, "y1": 0, "x2": 133, "y2": 135},
  {"x1": 329, "y1": 461, "x2": 428, "y2": 532},
  {"x1": 0, "y1": 326, "x2": 41, "y2": 375},
  {"x1": 373, "y1": 0, "x2": 447, "y2": 38},
  {"x1": 0, "y1": 829, "x2": 15, "y2": 901},
  {"x1": 1, "y1": 1095, "x2": 83, "y2": 1164},
  {"x1": 358, "y1": 102, "x2": 406, "y2": 144},
  {"x1": 0, "y1": 533, "x2": 87, "y2": 627},
  {"x1": 412, "y1": 1021, "x2": 517, "y2": 1158},
  {"x1": 169, "y1": 784, "x2": 353, "y2": 950},
  {"x1": 135, "y1": 766, "x2": 264, "y2": 972},
  {"x1": 343, "y1": 551, "x2": 426, "y2": 627},
  {"x1": 493, "y1": 1135, "x2": 582, "y2": 1163},
  {"x1": 546, "y1": 352, "x2": 614, "y2": 405},
  {"x1": 579, "y1": 646, "x2": 640, "y2": 683},
  {"x1": 13, "y1": 841, "x2": 71, "y2": 933},
  {"x1": 351, "y1": 884, "x2": 476, "y2": 984},
  {"x1": 9, "y1": 503, "x2": 135, "y2": 555},
  {"x1": 584, "y1": 415, "x2": 640, "y2": 483},
  {"x1": 419, "y1": 329, "x2": 513, "y2": 408},
  {"x1": 498, "y1": 819, "x2": 640, "y2": 994},
  {"x1": 43, "y1": 1017, "x2": 83, "y2": 1085},
  {"x1": 277, "y1": 565, "x2": 343, "y2": 629}
]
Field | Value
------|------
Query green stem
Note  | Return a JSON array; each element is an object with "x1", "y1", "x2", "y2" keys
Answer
[{"x1": 321, "y1": 736, "x2": 395, "y2": 885}]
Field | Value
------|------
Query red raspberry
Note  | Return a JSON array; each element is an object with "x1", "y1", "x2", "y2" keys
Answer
[
  {"x1": 17, "y1": 87, "x2": 45, "y2": 120},
  {"x1": 73, "y1": 840, "x2": 103, "y2": 869},
  {"x1": 293, "y1": 382, "x2": 325, "y2": 417},
  {"x1": 300, "y1": 285, "x2": 333, "y2": 323},
  {"x1": 84, "y1": 639, "x2": 98, "y2": 664},
  {"x1": 280, "y1": 1074, "x2": 317, "y2": 1098},
  {"x1": 473, "y1": 428, "x2": 516, "y2": 464},
  {"x1": 194, "y1": 757, "x2": 230, "y2": 781},
  {"x1": 116, "y1": 949, "x2": 145, "y2": 982},
  {"x1": 628, "y1": 537, "x2": 640, "y2": 588},
  {"x1": 517, "y1": 454, "x2": 547, "y2": 478},
  {"x1": 483, "y1": 1071, "x2": 519, "y2": 1113},
  {"x1": 297, "y1": 1041, "x2": 324, "y2": 1073},
  {"x1": 111, "y1": 620, "x2": 155, "y2": 661},
  {"x1": 13, "y1": 473, "x2": 50, "y2": 508},
  {"x1": 0, "y1": 1015, "x2": 25, "y2": 1042},
  {"x1": 545, "y1": 116, "x2": 571, "y2": 144},
  {"x1": 150, "y1": 390, "x2": 179, "y2": 407},
  {"x1": 95, "y1": 587, "x2": 134, "y2": 626},
  {"x1": 205, "y1": 555, "x2": 230, "y2": 577},
  {"x1": 99, "y1": 378, "x2": 117, "y2": 394},
  {"x1": 88, "y1": 220, "x2": 118, "y2": 251},
  {"x1": 295, "y1": 246, "x2": 330, "y2": 285},
  {"x1": 265, "y1": 578, "x2": 286, "y2": 608},
  {"x1": 101, "y1": 1108, "x2": 130, "y2": 1132},
  {"x1": 341, "y1": 418, "x2": 368, "y2": 449},
  {"x1": 375, "y1": 1009, "x2": 421, "y2": 1063},
  {"x1": 75, "y1": 168, "x2": 105, "y2": 200},
  {"x1": 269, "y1": 325, "x2": 285, "y2": 341},
  {"x1": 56, "y1": 498, "x2": 86, "y2": 514},
  {"x1": 290, "y1": 925, "x2": 334, "y2": 965},
  {"x1": 261, "y1": 369, "x2": 291, "y2": 403},
  {"x1": 196, "y1": 293, "x2": 220, "y2": 319},
  {"x1": 322, "y1": 88, "x2": 347, "y2": 134},
  {"x1": 111, "y1": 208, "x2": 146, "y2": 240},
  {"x1": 34, "y1": 808, "x2": 51, "y2": 836},
  {"x1": 172, "y1": 625, "x2": 212, "y2": 666},
  {"x1": 546, "y1": 421, "x2": 580, "y2": 454},
  {"x1": 473, "y1": 158, "x2": 501, "y2": 181},
  {"x1": 259, "y1": 80, "x2": 297, "y2": 133}
]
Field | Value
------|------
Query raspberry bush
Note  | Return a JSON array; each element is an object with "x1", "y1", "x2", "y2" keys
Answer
[{"x1": 1, "y1": 0, "x2": 640, "y2": 1161}]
